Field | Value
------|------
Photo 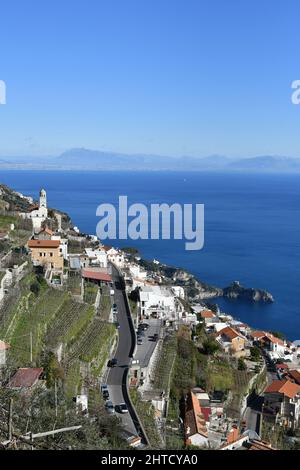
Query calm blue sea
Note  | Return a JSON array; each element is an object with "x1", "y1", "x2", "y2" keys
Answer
[{"x1": 1, "y1": 170, "x2": 300, "y2": 340}]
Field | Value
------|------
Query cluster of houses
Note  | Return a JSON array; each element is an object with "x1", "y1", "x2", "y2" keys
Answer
[
  {"x1": 184, "y1": 388, "x2": 276, "y2": 450},
  {"x1": 182, "y1": 305, "x2": 300, "y2": 448},
  {"x1": 19, "y1": 189, "x2": 125, "y2": 288},
  {"x1": 4, "y1": 189, "x2": 300, "y2": 449}
]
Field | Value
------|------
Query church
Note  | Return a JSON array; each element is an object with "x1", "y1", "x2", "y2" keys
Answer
[{"x1": 20, "y1": 189, "x2": 48, "y2": 232}]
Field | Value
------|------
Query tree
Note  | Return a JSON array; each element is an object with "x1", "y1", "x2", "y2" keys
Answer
[
  {"x1": 201, "y1": 338, "x2": 220, "y2": 355},
  {"x1": 43, "y1": 351, "x2": 64, "y2": 388},
  {"x1": 238, "y1": 358, "x2": 246, "y2": 370},
  {"x1": 250, "y1": 346, "x2": 261, "y2": 362}
]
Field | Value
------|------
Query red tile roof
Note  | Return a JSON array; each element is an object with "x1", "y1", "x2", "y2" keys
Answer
[
  {"x1": 184, "y1": 392, "x2": 208, "y2": 439},
  {"x1": 251, "y1": 331, "x2": 285, "y2": 346},
  {"x1": 249, "y1": 440, "x2": 276, "y2": 451},
  {"x1": 82, "y1": 269, "x2": 112, "y2": 282},
  {"x1": 251, "y1": 331, "x2": 266, "y2": 339},
  {"x1": 201, "y1": 407, "x2": 212, "y2": 423},
  {"x1": 200, "y1": 310, "x2": 215, "y2": 319},
  {"x1": 218, "y1": 326, "x2": 241, "y2": 341},
  {"x1": 9, "y1": 368, "x2": 43, "y2": 388},
  {"x1": 264, "y1": 379, "x2": 300, "y2": 399},
  {"x1": 286, "y1": 370, "x2": 300, "y2": 385},
  {"x1": 275, "y1": 363, "x2": 289, "y2": 370},
  {"x1": 28, "y1": 239, "x2": 60, "y2": 248},
  {"x1": 38, "y1": 227, "x2": 53, "y2": 235}
]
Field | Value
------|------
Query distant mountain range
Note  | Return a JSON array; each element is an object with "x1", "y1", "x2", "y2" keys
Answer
[{"x1": 1, "y1": 148, "x2": 300, "y2": 172}]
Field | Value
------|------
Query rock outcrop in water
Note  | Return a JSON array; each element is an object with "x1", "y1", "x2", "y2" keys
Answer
[{"x1": 222, "y1": 281, "x2": 274, "y2": 303}]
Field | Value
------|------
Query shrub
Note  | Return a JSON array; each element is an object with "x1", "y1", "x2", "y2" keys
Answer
[
  {"x1": 30, "y1": 281, "x2": 40, "y2": 296},
  {"x1": 238, "y1": 358, "x2": 246, "y2": 370},
  {"x1": 201, "y1": 337, "x2": 220, "y2": 355}
]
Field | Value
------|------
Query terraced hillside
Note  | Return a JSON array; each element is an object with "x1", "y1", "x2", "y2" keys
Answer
[{"x1": 0, "y1": 268, "x2": 116, "y2": 400}]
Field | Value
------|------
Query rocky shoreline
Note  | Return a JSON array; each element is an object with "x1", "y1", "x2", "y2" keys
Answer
[
  {"x1": 1, "y1": 183, "x2": 274, "y2": 305},
  {"x1": 135, "y1": 257, "x2": 274, "y2": 304}
]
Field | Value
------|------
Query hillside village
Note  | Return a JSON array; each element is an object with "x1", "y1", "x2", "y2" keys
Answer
[{"x1": 0, "y1": 184, "x2": 299, "y2": 450}]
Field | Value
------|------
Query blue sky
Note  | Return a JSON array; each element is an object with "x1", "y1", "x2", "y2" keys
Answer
[{"x1": 0, "y1": 0, "x2": 300, "y2": 157}]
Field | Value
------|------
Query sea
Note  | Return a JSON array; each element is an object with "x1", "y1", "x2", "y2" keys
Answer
[{"x1": 1, "y1": 170, "x2": 300, "y2": 340}]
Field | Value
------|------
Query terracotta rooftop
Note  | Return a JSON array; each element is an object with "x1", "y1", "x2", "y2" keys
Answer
[
  {"x1": 184, "y1": 392, "x2": 208, "y2": 439},
  {"x1": 251, "y1": 330, "x2": 285, "y2": 346},
  {"x1": 251, "y1": 331, "x2": 266, "y2": 339},
  {"x1": 218, "y1": 326, "x2": 241, "y2": 341},
  {"x1": 200, "y1": 310, "x2": 215, "y2": 319},
  {"x1": 82, "y1": 269, "x2": 112, "y2": 282},
  {"x1": 286, "y1": 370, "x2": 300, "y2": 385},
  {"x1": 102, "y1": 245, "x2": 113, "y2": 252},
  {"x1": 275, "y1": 363, "x2": 289, "y2": 370},
  {"x1": 248, "y1": 440, "x2": 276, "y2": 451},
  {"x1": 28, "y1": 239, "x2": 60, "y2": 248},
  {"x1": 9, "y1": 368, "x2": 43, "y2": 388},
  {"x1": 264, "y1": 379, "x2": 300, "y2": 399},
  {"x1": 38, "y1": 226, "x2": 53, "y2": 236}
]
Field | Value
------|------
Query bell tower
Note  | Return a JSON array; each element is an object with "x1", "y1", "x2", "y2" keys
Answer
[{"x1": 39, "y1": 189, "x2": 47, "y2": 209}]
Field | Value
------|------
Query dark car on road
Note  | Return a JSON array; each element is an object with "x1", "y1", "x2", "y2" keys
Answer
[
  {"x1": 107, "y1": 358, "x2": 118, "y2": 367},
  {"x1": 102, "y1": 390, "x2": 110, "y2": 400},
  {"x1": 138, "y1": 323, "x2": 149, "y2": 331},
  {"x1": 116, "y1": 403, "x2": 129, "y2": 414}
]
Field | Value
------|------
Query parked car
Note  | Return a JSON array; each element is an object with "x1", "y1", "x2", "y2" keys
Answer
[
  {"x1": 137, "y1": 330, "x2": 145, "y2": 337},
  {"x1": 115, "y1": 322, "x2": 120, "y2": 329},
  {"x1": 137, "y1": 338, "x2": 143, "y2": 345},
  {"x1": 118, "y1": 403, "x2": 129, "y2": 414},
  {"x1": 102, "y1": 390, "x2": 110, "y2": 400},
  {"x1": 139, "y1": 323, "x2": 149, "y2": 331},
  {"x1": 107, "y1": 358, "x2": 118, "y2": 367},
  {"x1": 105, "y1": 400, "x2": 115, "y2": 414},
  {"x1": 100, "y1": 383, "x2": 108, "y2": 393}
]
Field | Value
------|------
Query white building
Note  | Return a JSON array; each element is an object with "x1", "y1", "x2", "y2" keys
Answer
[
  {"x1": 20, "y1": 189, "x2": 48, "y2": 232},
  {"x1": 102, "y1": 246, "x2": 125, "y2": 268},
  {"x1": 129, "y1": 264, "x2": 147, "y2": 280},
  {"x1": 139, "y1": 285, "x2": 184, "y2": 321},
  {"x1": 52, "y1": 236, "x2": 68, "y2": 260},
  {"x1": 84, "y1": 247, "x2": 108, "y2": 268}
]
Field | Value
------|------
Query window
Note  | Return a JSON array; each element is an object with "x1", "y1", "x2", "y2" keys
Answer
[
  {"x1": 50, "y1": 252, "x2": 53, "y2": 257},
  {"x1": 39, "y1": 252, "x2": 42, "y2": 257}
]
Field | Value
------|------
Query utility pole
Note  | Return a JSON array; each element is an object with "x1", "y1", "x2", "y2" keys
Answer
[
  {"x1": 8, "y1": 398, "x2": 13, "y2": 442},
  {"x1": 54, "y1": 379, "x2": 58, "y2": 418},
  {"x1": 30, "y1": 332, "x2": 33, "y2": 364}
]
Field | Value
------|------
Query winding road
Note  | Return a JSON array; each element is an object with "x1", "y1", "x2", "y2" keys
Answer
[{"x1": 106, "y1": 264, "x2": 146, "y2": 443}]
